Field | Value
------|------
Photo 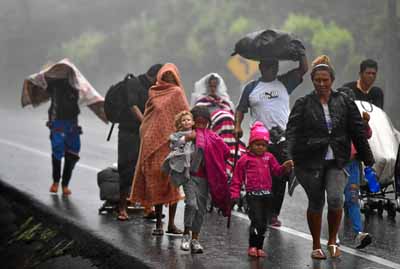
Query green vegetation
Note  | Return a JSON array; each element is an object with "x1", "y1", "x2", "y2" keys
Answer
[{"x1": 0, "y1": 0, "x2": 398, "y2": 118}]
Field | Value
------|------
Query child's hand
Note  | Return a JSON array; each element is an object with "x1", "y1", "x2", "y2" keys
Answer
[
  {"x1": 362, "y1": 111, "x2": 370, "y2": 123},
  {"x1": 185, "y1": 130, "x2": 196, "y2": 141},
  {"x1": 282, "y1": 160, "x2": 294, "y2": 173}
]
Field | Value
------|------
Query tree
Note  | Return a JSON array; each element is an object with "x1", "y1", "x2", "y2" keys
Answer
[{"x1": 282, "y1": 14, "x2": 359, "y2": 82}]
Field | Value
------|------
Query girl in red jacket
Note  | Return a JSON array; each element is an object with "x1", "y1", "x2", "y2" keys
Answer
[{"x1": 230, "y1": 121, "x2": 293, "y2": 257}]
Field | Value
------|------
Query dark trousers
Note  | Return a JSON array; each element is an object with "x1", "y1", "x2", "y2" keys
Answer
[
  {"x1": 118, "y1": 130, "x2": 140, "y2": 195},
  {"x1": 52, "y1": 152, "x2": 79, "y2": 186},
  {"x1": 247, "y1": 194, "x2": 273, "y2": 249},
  {"x1": 268, "y1": 140, "x2": 289, "y2": 216}
]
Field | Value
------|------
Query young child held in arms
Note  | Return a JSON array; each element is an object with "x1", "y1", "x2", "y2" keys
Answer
[
  {"x1": 230, "y1": 121, "x2": 293, "y2": 258},
  {"x1": 177, "y1": 106, "x2": 229, "y2": 254},
  {"x1": 162, "y1": 110, "x2": 196, "y2": 187}
]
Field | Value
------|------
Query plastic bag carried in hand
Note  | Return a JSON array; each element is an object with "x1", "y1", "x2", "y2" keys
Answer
[{"x1": 231, "y1": 29, "x2": 305, "y2": 61}]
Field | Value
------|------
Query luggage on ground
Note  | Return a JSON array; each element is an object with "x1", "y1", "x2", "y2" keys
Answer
[{"x1": 97, "y1": 166, "x2": 120, "y2": 202}]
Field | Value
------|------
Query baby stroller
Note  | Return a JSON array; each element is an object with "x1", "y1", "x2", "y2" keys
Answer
[
  {"x1": 360, "y1": 147, "x2": 400, "y2": 218},
  {"x1": 355, "y1": 101, "x2": 400, "y2": 218}
]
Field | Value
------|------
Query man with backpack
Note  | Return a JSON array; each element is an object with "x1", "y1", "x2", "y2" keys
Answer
[
  {"x1": 113, "y1": 64, "x2": 163, "y2": 221},
  {"x1": 234, "y1": 56, "x2": 308, "y2": 227}
]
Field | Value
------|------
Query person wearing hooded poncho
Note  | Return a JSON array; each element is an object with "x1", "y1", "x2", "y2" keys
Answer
[
  {"x1": 192, "y1": 73, "x2": 245, "y2": 179},
  {"x1": 130, "y1": 63, "x2": 189, "y2": 236}
]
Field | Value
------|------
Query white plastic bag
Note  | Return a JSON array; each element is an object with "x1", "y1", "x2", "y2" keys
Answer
[{"x1": 355, "y1": 101, "x2": 399, "y2": 185}]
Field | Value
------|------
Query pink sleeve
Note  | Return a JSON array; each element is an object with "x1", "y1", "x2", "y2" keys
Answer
[
  {"x1": 230, "y1": 158, "x2": 245, "y2": 199},
  {"x1": 269, "y1": 154, "x2": 285, "y2": 177}
]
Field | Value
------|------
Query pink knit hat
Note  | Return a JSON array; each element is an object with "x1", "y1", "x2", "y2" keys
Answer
[{"x1": 249, "y1": 121, "x2": 270, "y2": 145}]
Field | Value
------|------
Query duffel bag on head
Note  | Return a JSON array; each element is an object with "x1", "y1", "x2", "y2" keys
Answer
[
  {"x1": 231, "y1": 29, "x2": 305, "y2": 61},
  {"x1": 104, "y1": 73, "x2": 135, "y2": 123}
]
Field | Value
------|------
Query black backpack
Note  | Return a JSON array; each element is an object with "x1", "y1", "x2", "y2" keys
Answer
[{"x1": 104, "y1": 73, "x2": 136, "y2": 123}]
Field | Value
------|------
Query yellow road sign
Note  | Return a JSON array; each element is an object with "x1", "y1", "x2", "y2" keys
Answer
[{"x1": 227, "y1": 55, "x2": 259, "y2": 82}]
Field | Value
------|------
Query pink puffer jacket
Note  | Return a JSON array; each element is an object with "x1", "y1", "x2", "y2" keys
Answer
[{"x1": 230, "y1": 151, "x2": 285, "y2": 199}]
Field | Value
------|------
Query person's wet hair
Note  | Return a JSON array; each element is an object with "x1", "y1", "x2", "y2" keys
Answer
[
  {"x1": 191, "y1": 106, "x2": 211, "y2": 123},
  {"x1": 360, "y1": 59, "x2": 378, "y2": 73},
  {"x1": 174, "y1": 110, "x2": 193, "y2": 131},
  {"x1": 311, "y1": 55, "x2": 335, "y2": 81},
  {"x1": 146, "y1": 64, "x2": 163, "y2": 77},
  {"x1": 208, "y1": 74, "x2": 220, "y2": 85}
]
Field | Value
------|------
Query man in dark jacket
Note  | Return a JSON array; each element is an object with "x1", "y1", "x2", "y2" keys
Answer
[
  {"x1": 117, "y1": 64, "x2": 163, "y2": 220},
  {"x1": 47, "y1": 78, "x2": 81, "y2": 196},
  {"x1": 343, "y1": 59, "x2": 383, "y2": 109}
]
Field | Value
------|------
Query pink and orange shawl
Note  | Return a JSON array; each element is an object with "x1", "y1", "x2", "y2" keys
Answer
[{"x1": 130, "y1": 63, "x2": 189, "y2": 206}]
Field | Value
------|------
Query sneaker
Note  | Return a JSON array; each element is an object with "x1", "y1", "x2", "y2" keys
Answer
[
  {"x1": 190, "y1": 239, "x2": 204, "y2": 254},
  {"x1": 271, "y1": 216, "x2": 282, "y2": 227},
  {"x1": 257, "y1": 249, "x2": 267, "y2": 257},
  {"x1": 62, "y1": 186, "x2": 72, "y2": 196},
  {"x1": 248, "y1": 247, "x2": 258, "y2": 257},
  {"x1": 355, "y1": 232, "x2": 372, "y2": 249},
  {"x1": 181, "y1": 234, "x2": 191, "y2": 251},
  {"x1": 49, "y1": 183, "x2": 59, "y2": 193}
]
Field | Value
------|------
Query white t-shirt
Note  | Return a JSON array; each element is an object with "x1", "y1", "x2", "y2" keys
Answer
[
  {"x1": 236, "y1": 70, "x2": 303, "y2": 131},
  {"x1": 322, "y1": 103, "x2": 335, "y2": 160},
  {"x1": 248, "y1": 80, "x2": 290, "y2": 130}
]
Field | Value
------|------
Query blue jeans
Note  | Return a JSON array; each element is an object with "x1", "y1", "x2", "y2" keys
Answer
[
  {"x1": 344, "y1": 160, "x2": 363, "y2": 234},
  {"x1": 50, "y1": 120, "x2": 81, "y2": 160}
]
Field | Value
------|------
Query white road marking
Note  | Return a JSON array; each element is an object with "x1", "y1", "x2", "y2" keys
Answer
[
  {"x1": 1, "y1": 137, "x2": 399, "y2": 269},
  {"x1": 232, "y1": 211, "x2": 400, "y2": 269},
  {"x1": 0, "y1": 138, "x2": 100, "y2": 172}
]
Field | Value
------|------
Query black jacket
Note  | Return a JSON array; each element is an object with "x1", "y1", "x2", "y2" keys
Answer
[{"x1": 286, "y1": 90, "x2": 375, "y2": 168}]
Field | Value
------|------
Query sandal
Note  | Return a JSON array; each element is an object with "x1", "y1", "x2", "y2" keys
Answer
[
  {"x1": 152, "y1": 228, "x2": 164, "y2": 236},
  {"x1": 166, "y1": 226, "x2": 183, "y2": 234},
  {"x1": 327, "y1": 244, "x2": 341, "y2": 258},
  {"x1": 311, "y1": 249, "x2": 327, "y2": 260},
  {"x1": 117, "y1": 212, "x2": 129, "y2": 221}
]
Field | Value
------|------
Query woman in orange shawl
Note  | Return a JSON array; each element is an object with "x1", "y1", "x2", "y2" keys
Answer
[{"x1": 130, "y1": 63, "x2": 189, "y2": 235}]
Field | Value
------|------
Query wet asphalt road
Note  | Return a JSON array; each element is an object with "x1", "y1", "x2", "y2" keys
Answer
[{"x1": 0, "y1": 105, "x2": 399, "y2": 269}]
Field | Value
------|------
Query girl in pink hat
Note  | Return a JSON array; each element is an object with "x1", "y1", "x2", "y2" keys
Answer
[{"x1": 230, "y1": 121, "x2": 293, "y2": 258}]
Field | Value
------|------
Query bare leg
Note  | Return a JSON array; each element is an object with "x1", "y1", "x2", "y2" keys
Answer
[
  {"x1": 118, "y1": 192, "x2": 128, "y2": 218},
  {"x1": 168, "y1": 203, "x2": 178, "y2": 229},
  {"x1": 328, "y1": 209, "x2": 343, "y2": 245},
  {"x1": 192, "y1": 231, "x2": 199, "y2": 240},
  {"x1": 155, "y1": 204, "x2": 163, "y2": 229},
  {"x1": 307, "y1": 210, "x2": 322, "y2": 250}
]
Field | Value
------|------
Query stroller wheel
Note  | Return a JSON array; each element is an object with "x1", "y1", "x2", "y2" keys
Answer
[
  {"x1": 387, "y1": 202, "x2": 397, "y2": 218},
  {"x1": 377, "y1": 200, "x2": 384, "y2": 216},
  {"x1": 396, "y1": 198, "x2": 400, "y2": 212}
]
